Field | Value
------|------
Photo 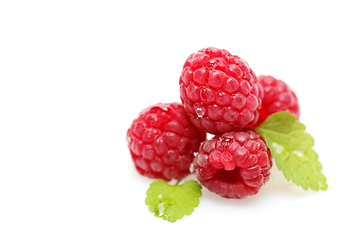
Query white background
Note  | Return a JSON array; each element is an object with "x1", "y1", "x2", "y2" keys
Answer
[{"x1": 1, "y1": 1, "x2": 359, "y2": 239}]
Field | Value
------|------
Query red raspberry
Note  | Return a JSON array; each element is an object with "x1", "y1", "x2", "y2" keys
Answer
[
  {"x1": 254, "y1": 75, "x2": 300, "y2": 127},
  {"x1": 193, "y1": 130, "x2": 272, "y2": 199},
  {"x1": 179, "y1": 47, "x2": 264, "y2": 134},
  {"x1": 127, "y1": 103, "x2": 206, "y2": 181}
]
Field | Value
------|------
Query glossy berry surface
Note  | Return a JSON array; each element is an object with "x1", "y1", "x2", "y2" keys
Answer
[
  {"x1": 193, "y1": 130, "x2": 272, "y2": 199},
  {"x1": 127, "y1": 103, "x2": 206, "y2": 181},
  {"x1": 179, "y1": 47, "x2": 263, "y2": 134},
  {"x1": 254, "y1": 75, "x2": 300, "y2": 127}
]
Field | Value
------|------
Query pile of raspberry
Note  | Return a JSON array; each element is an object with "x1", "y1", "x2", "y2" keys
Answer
[{"x1": 127, "y1": 47, "x2": 300, "y2": 199}]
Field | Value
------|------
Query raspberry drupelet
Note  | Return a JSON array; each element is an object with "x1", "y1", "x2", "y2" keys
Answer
[
  {"x1": 193, "y1": 130, "x2": 272, "y2": 199},
  {"x1": 179, "y1": 47, "x2": 264, "y2": 134},
  {"x1": 127, "y1": 103, "x2": 206, "y2": 181},
  {"x1": 254, "y1": 75, "x2": 300, "y2": 127}
]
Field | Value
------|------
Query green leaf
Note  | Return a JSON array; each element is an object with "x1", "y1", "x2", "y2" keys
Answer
[
  {"x1": 256, "y1": 111, "x2": 328, "y2": 191},
  {"x1": 145, "y1": 180, "x2": 202, "y2": 222}
]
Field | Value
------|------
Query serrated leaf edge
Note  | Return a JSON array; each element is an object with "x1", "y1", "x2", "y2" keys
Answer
[{"x1": 256, "y1": 111, "x2": 328, "y2": 191}]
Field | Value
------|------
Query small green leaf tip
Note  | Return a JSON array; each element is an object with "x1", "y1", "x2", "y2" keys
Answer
[
  {"x1": 145, "y1": 180, "x2": 202, "y2": 222},
  {"x1": 256, "y1": 111, "x2": 328, "y2": 191}
]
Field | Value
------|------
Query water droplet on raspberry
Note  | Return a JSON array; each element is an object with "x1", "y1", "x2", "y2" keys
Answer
[
  {"x1": 220, "y1": 137, "x2": 233, "y2": 148},
  {"x1": 196, "y1": 106, "x2": 205, "y2": 118}
]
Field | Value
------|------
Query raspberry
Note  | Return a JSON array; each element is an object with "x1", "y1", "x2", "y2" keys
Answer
[
  {"x1": 193, "y1": 130, "x2": 272, "y2": 199},
  {"x1": 179, "y1": 47, "x2": 264, "y2": 134},
  {"x1": 254, "y1": 75, "x2": 300, "y2": 127},
  {"x1": 127, "y1": 103, "x2": 206, "y2": 181}
]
